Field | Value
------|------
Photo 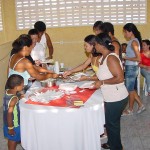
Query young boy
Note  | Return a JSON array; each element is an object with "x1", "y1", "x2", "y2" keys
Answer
[{"x1": 3, "y1": 74, "x2": 24, "y2": 150}]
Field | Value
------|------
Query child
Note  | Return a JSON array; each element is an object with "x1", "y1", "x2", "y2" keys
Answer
[{"x1": 3, "y1": 74, "x2": 24, "y2": 150}]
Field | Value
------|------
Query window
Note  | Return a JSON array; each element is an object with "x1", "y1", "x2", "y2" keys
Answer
[
  {"x1": 15, "y1": 0, "x2": 147, "y2": 30},
  {"x1": 0, "y1": 0, "x2": 3, "y2": 31}
]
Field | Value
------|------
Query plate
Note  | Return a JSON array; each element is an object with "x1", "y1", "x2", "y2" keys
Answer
[
  {"x1": 70, "y1": 72, "x2": 87, "y2": 81},
  {"x1": 79, "y1": 81, "x2": 95, "y2": 89},
  {"x1": 59, "y1": 83, "x2": 77, "y2": 91}
]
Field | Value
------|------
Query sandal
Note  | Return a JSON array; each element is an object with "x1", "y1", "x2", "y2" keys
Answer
[
  {"x1": 121, "y1": 109, "x2": 133, "y2": 116},
  {"x1": 101, "y1": 143, "x2": 110, "y2": 149}
]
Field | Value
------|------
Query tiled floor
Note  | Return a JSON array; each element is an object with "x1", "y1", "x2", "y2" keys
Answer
[{"x1": 0, "y1": 91, "x2": 149, "y2": 150}]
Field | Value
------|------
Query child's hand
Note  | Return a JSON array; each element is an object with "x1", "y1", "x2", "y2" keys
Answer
[{"x1": 8, "y1": 129, "x2": 15, "y2": 136}]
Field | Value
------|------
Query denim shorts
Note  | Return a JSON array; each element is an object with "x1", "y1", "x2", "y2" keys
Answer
[
  {"x1": 125, "y1": 65, "x2": 139, "y2": 92},
  {"x1": 3, "y1": 126, "x2": 21, "y2": 142}
]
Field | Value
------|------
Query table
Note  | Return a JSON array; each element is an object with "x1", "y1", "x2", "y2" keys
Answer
[{"x1": 20, "y1": 81, "x2": 105, "y2": 150}]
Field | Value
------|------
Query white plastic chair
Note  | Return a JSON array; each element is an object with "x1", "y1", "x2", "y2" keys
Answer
[
  {"x1": 137, "y1": 68, "x2": 141, "y2": 95},
  {"x1": 143, "y1": 78, "x2": 148, "y2": 96}
]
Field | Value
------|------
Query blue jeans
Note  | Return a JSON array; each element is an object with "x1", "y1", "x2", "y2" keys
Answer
[
  {"x1": 125, "y1": 65, "x2": 139, "y2": 92},
  {"x1": 141, "y1": 68, "x2": 150, "y2": 92}
]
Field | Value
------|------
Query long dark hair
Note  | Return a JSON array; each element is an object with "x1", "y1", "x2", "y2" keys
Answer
[
  {"x1": 84, "y1": 34, "x2": 101, "y2": 57},
  {"x1": 11, "y1": 34, "x2": 32, "y2": 56},
  {"x1": 123, "y1": 23, "x2": 142, "y2": 48},
  {"x1": 95, "y1": 33, "x2": 115, "y2": 52}
]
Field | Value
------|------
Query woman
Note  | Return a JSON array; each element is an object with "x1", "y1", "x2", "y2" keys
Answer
[
  {"x1": 34, "y1": 21, "x2": 54, "y2": 59},
  {"x1": 92, "y1": 33, "x2": 128, "y2": 150},
  {"x1": 139, "y1": 40, "x2": 150, "y2": 96},
  {"x1": 99, "y1": 22, "x2": 122, "y2": 60},
  {"x1": 93, "y1": 20, "x2": 103, "y2": 35},
  {"x1": 8, "y1": 34, "x2": 58, "y2": 86},
  {"x1": 122, "y1": 23, "x2": 145, "y2": 115},
  {"x1": 63, "y1": 35, "x2": 101, "y2": 81}
]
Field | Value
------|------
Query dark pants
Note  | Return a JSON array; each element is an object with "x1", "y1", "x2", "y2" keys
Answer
[{"x1": 105, "y1": 98, "x2": 128, "y2": 150}]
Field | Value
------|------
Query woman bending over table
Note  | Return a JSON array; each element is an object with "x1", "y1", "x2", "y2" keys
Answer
[
  {"x1": 92, "y1": 33, "x2": 128, "y2": 150},
  {"x1": 63, "y1": 35, "x2": 101, "y2": 81},
  {"x1": 139, "y1": 39, "x2": 150, "y2": 96},
  {"x1": 8, "y1": 34, "x2": 58, "y2": 86}
]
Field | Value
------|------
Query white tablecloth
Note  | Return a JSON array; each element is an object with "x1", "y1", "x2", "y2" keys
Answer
[{"x1": 20, "y1": 81, "x2": 105, "y2": 150}]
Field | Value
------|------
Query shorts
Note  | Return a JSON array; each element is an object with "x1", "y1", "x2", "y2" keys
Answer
[
  {"x1": 125, "y1": 65, "x2": 139, "y2": 92},
  {"x1": 3, "y1": 126, "x2": 21, "y2": 142}
]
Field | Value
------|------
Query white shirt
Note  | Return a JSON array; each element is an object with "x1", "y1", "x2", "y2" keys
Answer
[
  {"x1": 96, "y1": 53, "x2": 128, "y2": 102},
  {"x1": 31, "y1": 42, "x2": 45, "y2": 61}
]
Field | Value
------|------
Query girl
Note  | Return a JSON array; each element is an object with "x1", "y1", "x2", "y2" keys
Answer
[
  {"x1": 122, "y1": 23, "x2": 145, "y2": 115},
  {"x1": 3, "y1": 74, "x2": 24, "y2": 150},
  {"x1": 139, "y1": 40, "x2": 150, "y2": 96},
  {"x1": 63, "y1": 35, "x2": 101, "y2": 81}
]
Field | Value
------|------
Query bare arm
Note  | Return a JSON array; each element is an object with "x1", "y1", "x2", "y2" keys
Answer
[
  {"x1": 45, "y1": 33, "x2": 53, "y2": 59},
  {"x1": 79, "y1": 75, "x2": 98, "y2": 81},
  {"x1": 25, "y1": 59, "x2": 57, "y2": 80},
  {"x1": 124, "y1": 40, "x2": 141, "y2": 62},
  {"x1": 34, "y1": 65, "x2": 53, "y2": 73},
  {"x1": 63, "y1": 56, "x2": 92, "y2": 77},
  {"x1": 7, "y1": 97, "x2": 18, "y2": 135},
  {"x1": 139, "y1": 64, "x2": 150, "y2": 70}
]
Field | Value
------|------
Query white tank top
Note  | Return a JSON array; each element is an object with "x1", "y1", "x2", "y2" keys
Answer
[
  {"x1": 96, "y1": 53, "x2": 128, "y2": 102},
  {"x1": 40, "y1": 33, "x2": 47, "y2": 50}
]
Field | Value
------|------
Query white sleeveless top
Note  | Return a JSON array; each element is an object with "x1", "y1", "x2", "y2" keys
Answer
[
  {"x1": 40, "y1": 33, "x2": 47, "y2": 55},
  {"x1": 31, "y1": 42, "x2": 45, "y2": 61},
  {"x1": 8, "y1": 55, "x2": 31, "y2": 85},
  {"x1": 96, "y1": 53, "x2": 128, "y2": 102}
]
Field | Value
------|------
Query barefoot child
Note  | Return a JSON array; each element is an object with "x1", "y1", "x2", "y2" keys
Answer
[{"x1": 3, "y1": 74, "x2": 24, "y2": 150}]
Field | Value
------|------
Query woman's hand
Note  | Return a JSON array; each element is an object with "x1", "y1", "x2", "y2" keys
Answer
[
  {"x1": 63, "y1": 70, "x2": 72, "y2": 78},
  {"x1": 79, "y1": 75, "x2": 88, "y2": 81},
  {"x1": 90, "y1": 80, "x2": 102, "y2": 89},
  {"x1": 52, "y1": 73, "x2": 59, "y2": 79}
]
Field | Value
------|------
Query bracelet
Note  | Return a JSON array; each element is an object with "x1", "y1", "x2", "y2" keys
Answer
[{"x1": 8, "y1": 126, "x2": 14, "y2": 130}]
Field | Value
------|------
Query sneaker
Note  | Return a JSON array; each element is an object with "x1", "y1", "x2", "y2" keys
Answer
[
  {"x1": 121, "y1": 109, "x2": 133, "y2": 116},
  {"x1": 137, "y1": 105, "x2": 146, "y2": 114}
]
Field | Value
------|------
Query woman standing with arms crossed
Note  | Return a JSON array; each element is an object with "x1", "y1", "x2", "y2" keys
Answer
[
  {"x1": 122, "y1": 23, "x2": 145, "y2": 115},
  {"x1": 92, "y1": 33, "x2": 128, "y2": 150},
  {"x1": 139, "y1": 40, "x2": 150, "y2": 96}
]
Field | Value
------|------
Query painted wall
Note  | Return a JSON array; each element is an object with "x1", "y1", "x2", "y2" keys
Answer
[{"x1": 0, "y1": 0, "x2": 150, "y2": 106}]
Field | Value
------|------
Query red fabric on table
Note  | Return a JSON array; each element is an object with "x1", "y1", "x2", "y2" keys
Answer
[{"x1": 25, "y1": 86, "x2": 95, "y2": 107}]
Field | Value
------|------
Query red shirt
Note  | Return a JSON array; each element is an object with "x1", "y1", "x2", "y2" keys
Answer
[{"x1": 140, "y1": 53, "x2": 150, "y2": 66}]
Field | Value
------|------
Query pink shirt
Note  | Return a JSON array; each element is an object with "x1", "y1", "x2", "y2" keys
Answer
[{"x1": 96, "y1": 53, "x2": 128, "y2": 102}]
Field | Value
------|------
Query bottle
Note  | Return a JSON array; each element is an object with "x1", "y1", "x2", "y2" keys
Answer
[{"x1": 54, "y1": 61, "x2": 60, "y2": 74}]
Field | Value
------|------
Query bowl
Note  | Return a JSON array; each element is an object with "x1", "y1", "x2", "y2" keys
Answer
[
  {"x1": 40, "y1": 80, "x2": 48, "y2": 87},
  {"x1": 47, "y1": 79, "x2": 56, "y2": 87},
  {"x1": 40, "y1": 79, "x2": 56, "y2": 87}
]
